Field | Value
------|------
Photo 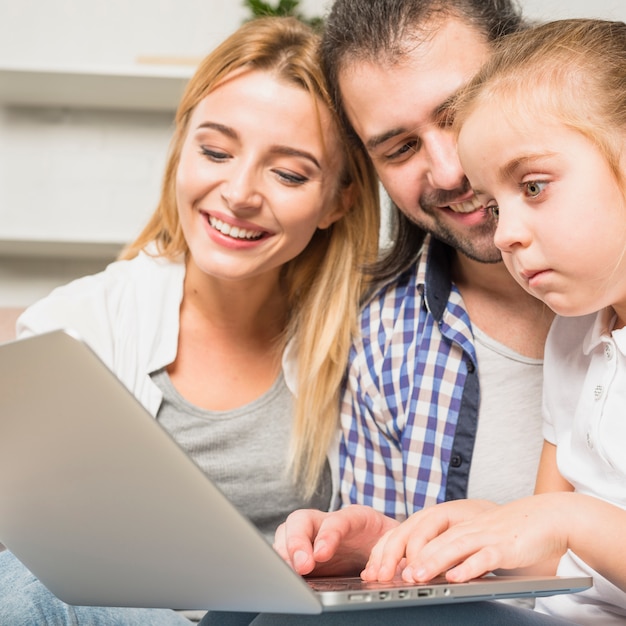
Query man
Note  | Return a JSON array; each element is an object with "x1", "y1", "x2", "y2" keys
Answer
[
  {"x1": 201, "y1": 2, "x2": 571, "y2": 624},
  {"x1": 275, "y1": 0, "x2": 552, "y2": 577}
]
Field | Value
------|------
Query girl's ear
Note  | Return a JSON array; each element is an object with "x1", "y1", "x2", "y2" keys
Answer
[{"x1": 317, "y1": 183, "x2": 354, "y2": 230}]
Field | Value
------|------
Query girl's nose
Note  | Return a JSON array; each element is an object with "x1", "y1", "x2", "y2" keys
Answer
[{"x1": 493, "y1": 205, "x2": 530, "y2": 252}]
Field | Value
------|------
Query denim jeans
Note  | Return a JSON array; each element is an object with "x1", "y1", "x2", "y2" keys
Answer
[{"x1": 0, "y1": 550, "x2": 193, "y2": 626}]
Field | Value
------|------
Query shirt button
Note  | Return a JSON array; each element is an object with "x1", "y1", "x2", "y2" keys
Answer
[
  {"x1": 586, "y1": 432, "x2": 594, "y2": 449},
  {"x1": 466, "y1": 361, "x2": 475, "y2": 374},
  {"x1": 594, "y1": 385, "x2": 604, "y2": 400},
  {"x1": 450, "y1": 455, "x2": 462, "y2": 468},
  {"x1": 605, "y1": 344, "x2": 614, "y2": 360}
]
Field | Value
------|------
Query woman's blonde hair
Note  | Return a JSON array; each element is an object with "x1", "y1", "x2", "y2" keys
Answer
[
  {"x1": 120, "y1": 17, "x2": 380, "y2": 498},
  {"x1": 454, "y1": 18, "x2": 626, "y2": 194}
]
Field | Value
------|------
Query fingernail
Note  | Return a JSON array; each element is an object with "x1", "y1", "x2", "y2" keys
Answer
[
  {"x1": 413, "y1": 567, "x2": 428, "y2": 581},
  {"x1": 294, "y1": 550, "x2": 309, "y2": 571}
]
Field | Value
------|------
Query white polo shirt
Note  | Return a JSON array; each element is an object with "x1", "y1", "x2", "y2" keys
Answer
[{"x1": 536, "y1": 309, "x2": 626, "y2": 623}]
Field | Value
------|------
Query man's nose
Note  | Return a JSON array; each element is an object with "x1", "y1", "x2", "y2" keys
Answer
[{"x1": 425, "y1": 133, "x2": 466, "y2": 191}]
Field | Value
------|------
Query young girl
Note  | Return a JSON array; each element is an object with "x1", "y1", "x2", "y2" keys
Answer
[
  {"x1": 360, "y1": 17, "x2": 626, "y2": 625},
  {"x1": 0, "y1": 16, "x2": 380, "y2": 626}
]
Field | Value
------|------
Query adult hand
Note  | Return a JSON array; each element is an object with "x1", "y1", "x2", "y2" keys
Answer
[{"x1": 274, "y1": 505, "x2": 399, "y2": 577}]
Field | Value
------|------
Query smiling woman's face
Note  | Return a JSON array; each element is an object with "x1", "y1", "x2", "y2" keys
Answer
[{"x1": 175, "y1": 68, "x2": 347, "y2": 286}]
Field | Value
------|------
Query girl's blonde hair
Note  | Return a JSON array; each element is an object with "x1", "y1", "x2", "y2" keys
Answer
[
  {"x1": 121, "y1": 17, "x2": 380, "y2": 498},
  {"x1": 453, "y1": 18, "x2": 626, "y2": 194}
]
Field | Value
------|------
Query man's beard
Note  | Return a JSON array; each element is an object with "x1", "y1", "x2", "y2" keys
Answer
[{"x1": 395, "y1": 181, "x2": 503, "y2": 264}]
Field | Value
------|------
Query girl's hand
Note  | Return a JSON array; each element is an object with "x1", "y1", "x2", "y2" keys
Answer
[
  {"x1": 366, "y1": 495, "x2": 570, "y2": 584},
  {"x1": 361, "y1": 499, "x2": 495, "y2": 582}
]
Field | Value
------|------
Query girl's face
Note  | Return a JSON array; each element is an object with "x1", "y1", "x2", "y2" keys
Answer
[
  {"x1": 457, "y1": 103, "x2": 626, "y2": 322},
  {"x1": 176, "y1": 69, "x2": 347, "y2": 286}
]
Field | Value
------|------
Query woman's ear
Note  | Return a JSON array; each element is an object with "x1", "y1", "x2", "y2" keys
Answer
[{"x1": 317, "y1": 183, "x2": 354, "y2": 230}]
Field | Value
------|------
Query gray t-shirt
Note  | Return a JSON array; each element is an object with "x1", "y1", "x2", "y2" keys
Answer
[
  {"x1": 151, "y1": 368, "x2": 332, "y2": 541},
  {"x1": 468, "y1": 326, "x2": 544, "y2": 504}
]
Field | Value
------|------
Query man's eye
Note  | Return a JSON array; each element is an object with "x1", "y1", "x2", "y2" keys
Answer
[
  {"x1": 524, "y1": 180, "x2": 547, "y2": 197},
  {"x1": 488, "y1": 204, "x2": 499, "y2": 219},
  {"x1": 387, "y1": 140, "x2": 419, "y2": 160}
]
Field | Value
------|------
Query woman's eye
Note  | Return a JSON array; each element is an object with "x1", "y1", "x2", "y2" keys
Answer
[
  {"x1": 274, "y1": 170, "x2": 308, "y2": 185},
  {"x1": 524, "y1": 180, "x2": 547, "y2": 198},
  {"x1": 200, "y1": 146, "x2": 230, "y2": 162}
]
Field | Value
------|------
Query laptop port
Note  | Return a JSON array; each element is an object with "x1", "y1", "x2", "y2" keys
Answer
[
  {"x1": 417, "y1": 588, "x2": 433, "y2": 597},
  {"x1": 378, "y1": 591, "x2": 391, "y2": 600},
  {"x1": 348, "y1": 593, "x2": 370, "y2": 602}
]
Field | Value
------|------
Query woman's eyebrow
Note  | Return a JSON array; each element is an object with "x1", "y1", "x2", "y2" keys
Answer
[
  {"x1": 268, "y1": 145, "x2": 321, "y2": 170},
  {"x1": 196, "y1": 122, "x2": 321, "y2": 170},
  {"x1": 196, "y1": 121, "x2": 238, "y2": 139}
]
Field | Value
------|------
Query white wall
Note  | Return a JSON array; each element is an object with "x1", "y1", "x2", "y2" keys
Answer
[
  {"x1": 521, "y1": 0, "x2": 626, "y2": 21},
  {"x1": 1, "y1": 0, "x2": 625, "y2": 307}
]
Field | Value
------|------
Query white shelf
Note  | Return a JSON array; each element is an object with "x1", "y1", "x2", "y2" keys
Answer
[
  {"x1": 0, "y1": 63, "x2": 195, "y2": 112},
  {"x1": 0, "y1": 238, "x2": 124, "y2": 260}
]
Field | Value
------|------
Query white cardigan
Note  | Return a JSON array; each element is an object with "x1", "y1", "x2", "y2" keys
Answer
[{"x1": 17, "y1": 249, "x2": 339, "y2": 500}]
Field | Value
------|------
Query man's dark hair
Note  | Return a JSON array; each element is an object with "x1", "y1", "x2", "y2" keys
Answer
[{"x1": 321, "y1": 0, "x2": 525, "y2": 284}]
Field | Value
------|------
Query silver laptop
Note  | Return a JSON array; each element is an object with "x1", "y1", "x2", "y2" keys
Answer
[{"x1": 0, "y1": 330, "x2": 591, "y2": 614}]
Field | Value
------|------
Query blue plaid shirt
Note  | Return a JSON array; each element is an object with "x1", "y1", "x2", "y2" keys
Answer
[{"x1": 340, "y1": 236, "x2": 479, "y2": 520}]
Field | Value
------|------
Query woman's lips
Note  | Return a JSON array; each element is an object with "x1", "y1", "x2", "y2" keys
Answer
[
  {"x1": 200, "y1": 210, "x2": 269, "y2": 241},
  {"x1": 208, "y1": 215, "x2": 265, "y2": 241}
]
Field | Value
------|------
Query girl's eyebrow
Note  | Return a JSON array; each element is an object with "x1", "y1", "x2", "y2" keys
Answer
[
  {"x1": 497, "y1": 151, "x2": 556, "y2": 182},
  {"x1": 196, "y1": 121, "x2": 322, "y2": 170}
]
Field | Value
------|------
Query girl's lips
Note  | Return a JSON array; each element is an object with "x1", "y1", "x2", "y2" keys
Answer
[{"x1": 521, "y1": 268, "x2": 551, "y2": 288}]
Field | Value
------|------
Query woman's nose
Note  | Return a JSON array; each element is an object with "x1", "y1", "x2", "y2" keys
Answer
[{"x1": 220, "y1": 164, "x2": 262, "y2": 211}]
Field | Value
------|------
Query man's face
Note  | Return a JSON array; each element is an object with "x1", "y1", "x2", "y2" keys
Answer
[{"x1": 338, "y1": 16, "x2": 500, "y2": 262}]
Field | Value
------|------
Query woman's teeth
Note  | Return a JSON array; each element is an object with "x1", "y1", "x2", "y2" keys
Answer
[{"x1": 209, "y1": 216, "x2": 264, "y2": 240}]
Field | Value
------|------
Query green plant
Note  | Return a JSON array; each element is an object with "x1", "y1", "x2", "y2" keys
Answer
[{"x1": 242, "y1": 0, "x2": 323, "y2": 31}]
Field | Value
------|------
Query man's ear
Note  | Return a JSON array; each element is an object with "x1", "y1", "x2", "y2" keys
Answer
[{"x1": 317, "y1": 183, "x2": 354, "y2": 230}]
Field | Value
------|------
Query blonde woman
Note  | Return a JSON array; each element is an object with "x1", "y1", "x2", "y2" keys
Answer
[{"x1": 0, "y1": 16, "x2": 380, "y2": 626}]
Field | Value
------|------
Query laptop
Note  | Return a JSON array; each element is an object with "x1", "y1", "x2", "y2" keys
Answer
[{"x1": 0, "y1": 329, "x2": 591, "y2": 613}]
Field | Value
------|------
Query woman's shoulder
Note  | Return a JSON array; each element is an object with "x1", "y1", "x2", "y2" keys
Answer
[{"x1": 17, "y1": 250, "x2": 185, "y2": 345}]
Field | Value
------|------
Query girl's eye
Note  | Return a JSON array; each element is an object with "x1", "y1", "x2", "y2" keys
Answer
[
  {"x1": 274, "y1": 170, "x2": 308, "y2": 186},
  {"x1": 200, "y1": 146, "x2": 230, "y2": 162},
  {"x1": 524, "y1": 180, "x2": 547, "y2": 198}
]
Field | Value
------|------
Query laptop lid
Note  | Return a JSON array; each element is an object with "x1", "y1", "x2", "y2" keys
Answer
[{"x1": 0, "y1": 330, "x2": 591, "y2": 613}]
